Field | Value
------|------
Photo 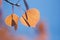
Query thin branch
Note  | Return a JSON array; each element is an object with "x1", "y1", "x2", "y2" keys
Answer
[
  {"x1": 22, "y1": 16, "x2": 30, "y2": 27},
  {"x1": 5, "y1": 0, "x2": 20, "y2": 7},
  {"x1": 23, "y1": 0, "x2": 29, "y2": 20},
  {"x1": 5, "y1": 0, "x2": 14, "y2": 5},
  {"x1": 23, "y1": 0, "x2": 29, "y2": 10}
]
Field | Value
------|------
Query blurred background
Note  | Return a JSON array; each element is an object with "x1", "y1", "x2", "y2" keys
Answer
[{"x1": 0, "y1": 0, "x2": 60, "y2": 40}]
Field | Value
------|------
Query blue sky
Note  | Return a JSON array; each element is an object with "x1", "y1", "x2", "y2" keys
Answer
[{"x1": 2, "y1": 0, "x2": 60, "y2": 40}]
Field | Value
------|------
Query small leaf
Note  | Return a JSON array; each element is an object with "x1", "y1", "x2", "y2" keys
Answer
[
  {"x1": 20, "y1": 8, "x2": 40, "y2": 27},
  {"x1": 5, "y1": 14, "x2": 19, "y2": 30}
]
